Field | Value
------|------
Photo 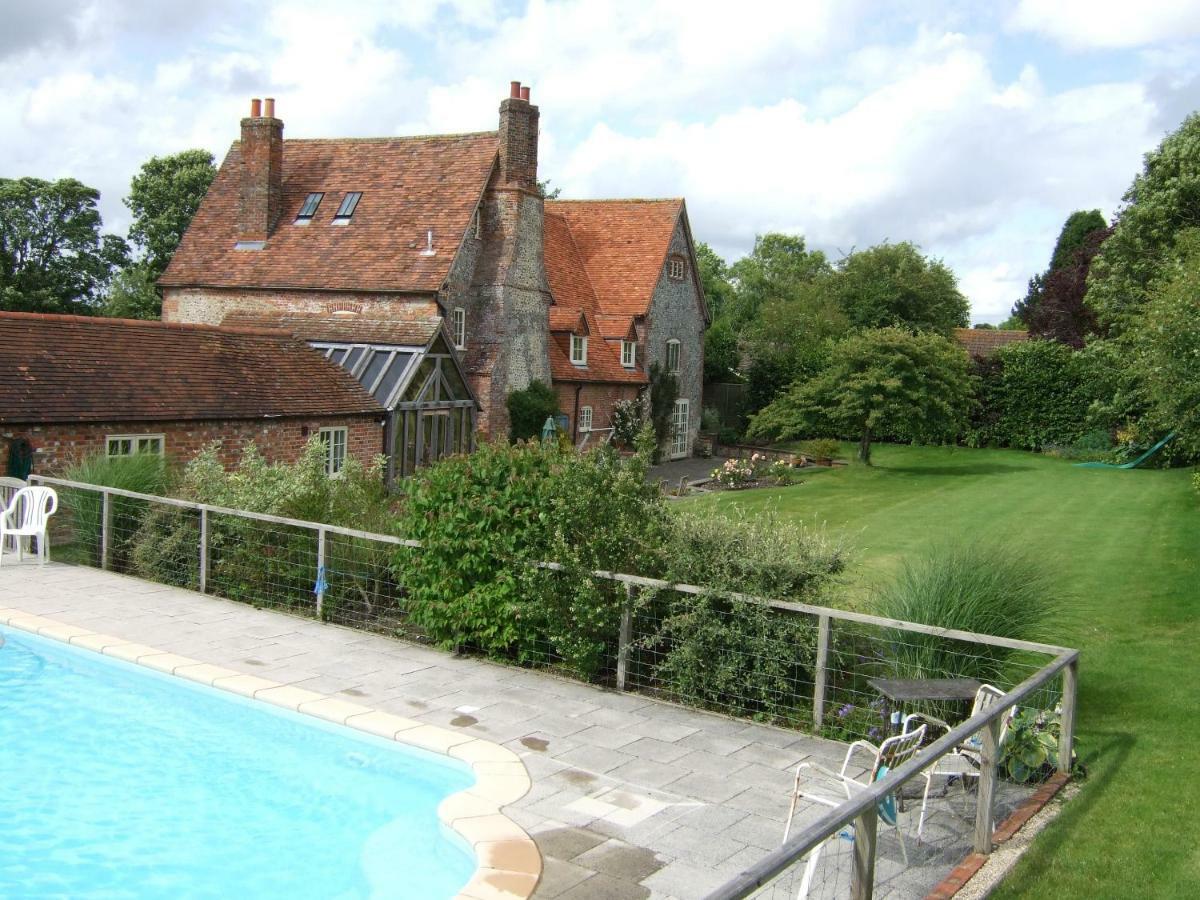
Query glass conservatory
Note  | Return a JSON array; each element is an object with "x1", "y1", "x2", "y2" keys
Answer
[{"x1": 311, "y1": 332, "x2": 477, "y2": 480}]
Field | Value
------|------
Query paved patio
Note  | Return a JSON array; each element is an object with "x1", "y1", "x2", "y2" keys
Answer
[{"x1": 0, "y1": 562, "x2": 1030, "y2": 898}]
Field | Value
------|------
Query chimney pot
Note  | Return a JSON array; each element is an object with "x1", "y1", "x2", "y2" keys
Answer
[
  {"x1": 250, "y1": 98, "x2": 262, "y2": 117},
  {"x1": 520, "y1": 86, "x2": 530, "y2": 102},
  {"x1": 263, "y1": 97, "x2": 275, "y2": 118},
  {"x1": 510, "y1": 81, "x2": 521, "y2": 99}
]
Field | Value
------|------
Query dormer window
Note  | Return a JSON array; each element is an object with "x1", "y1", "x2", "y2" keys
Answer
[
  {"x1": 296, "y1": 192, "x2": 323, "y2": 223},
  {"x1": 332, "y1": 192, "x2": 362, "y2": 224},
  {"x1": 621, "y1": 340, "x2": 636, "y2": 368},
  {"x1": 668, "y1": 256, "x2": 686, "y2": 280},
  {"x1": 570, "y1": 334, "x2": 588, "y2": 366}
]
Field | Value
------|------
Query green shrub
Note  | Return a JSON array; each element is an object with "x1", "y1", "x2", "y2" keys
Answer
[
  {"x1": 506, "y1": 380, "x2": 561, "y2": 442},
  {"x1": 648, "y1": 362, "x2": 679, "y2": 460},
  {"x1": 799, "y1": 438, "x2": 841, "y2": 461},
  {"x1": 872, "y1": 542, "x2": 1056, "y2": 686},
  {"x1": 635, "y1": 508, "x2": 848, "y2": 722},
  {"x1": 610, "y1": 399, "x2": 645, "y2": 449},
  {"x1": 700, "y1": 406, "x2": 721, "y2": 432},
  {"x1": 1001, "y1": 707, "x2": 1082, "y2": 783},
  {"x1": 392, "y1": 430, "x2": 664, "y2": 675},
  {"x1": 61, "y1": 453, "x2": 172, "y2": 569},
  {"x1": 968, "y1": 340, "x2": 1103, "y2": 450}
]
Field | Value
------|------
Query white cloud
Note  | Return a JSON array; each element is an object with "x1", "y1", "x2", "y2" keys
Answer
[{"x1": 1008, "y1": 0, "x2": 1200, "y2": 50}]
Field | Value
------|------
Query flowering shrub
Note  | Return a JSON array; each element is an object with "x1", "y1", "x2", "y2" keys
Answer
[
  {"x1": 611, "y1": 399, "x2": 646, "y2": 448},
  {"x1": 711, "y1": 453, "x2": 763, "y2": 488}
]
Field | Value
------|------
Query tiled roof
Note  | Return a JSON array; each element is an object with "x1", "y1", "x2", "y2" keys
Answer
[
  {"x1": 545, "y1": 199, "x2": 683, "y2": 316},
  {"x1": 160, "y1": 133, "x2": 499, "y2": 293},
  {"x1": 548, "y1": 307, "x2": 588, "y2": 334},
  {"x1": 543, "y1": 211, "x2": 600, "y2": 315},
  {"x1": 0, "y1": 312, "x2": 383, "y2": 424},
  {"x1": 548, "y1": 311, "x2": 646, "y2": 385},
  {"x1": 220, "y1": 311, "x2": 441, "y2": 346},
  {"x1": 595, "y1": 315, "x2": 637, "y2": 340},
  {"x1": 954, "y1": 328, "x2": 1030, "y2": 358}
]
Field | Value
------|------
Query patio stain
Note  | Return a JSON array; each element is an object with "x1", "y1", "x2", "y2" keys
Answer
[
  {"x1": 340, "y1": 687, "x2": 367, "y2": 698},
  {"x1": 558, "y1": 768, "x2": 597, "y2": 787},
  {"x1": 451, "y1": 714, "x2": 478, "y2": 727},
  {"x1": 520, "y1": 736, "x2": 550, "y2": 752}
]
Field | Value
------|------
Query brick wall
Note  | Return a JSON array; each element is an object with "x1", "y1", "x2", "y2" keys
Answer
[
  {"x1": 1, "y1": 414, "x2": 384, "y2": 476},
  {"x1": 238, "y1": 111, "x2": 284, "y2": 242},
  {"x1": 554, "y1": 383, "x2": 641, "y2": 441},
  {"x1": 162, "y1": 287, "x2": 439, "y2": 327}
]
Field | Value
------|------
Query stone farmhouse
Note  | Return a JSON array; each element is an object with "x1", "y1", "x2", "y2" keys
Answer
[{"x1": 159, "y1": 83, "x2": 709, "y2": 478}]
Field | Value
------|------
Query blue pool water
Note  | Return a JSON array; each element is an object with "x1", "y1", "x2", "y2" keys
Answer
[{"x1": 0, "y1": 628, "x2": 476, "y2": 898}]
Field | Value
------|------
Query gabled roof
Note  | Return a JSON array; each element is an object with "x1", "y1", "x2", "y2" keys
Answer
[
  {"x1": 161, "y1": 132, "x2": 499, "y2": 294},
  {"x1": 0, "y1": 312, "x2": 382, "y2": 425},
  {"x1": 548, "y1": 311, "x2": 647, "y2": 385},
  {"x1": 595, "y1": 315, "x2": 637, "y2": 341},
  {"x1": 954, "y1": 328, "x2": 1030, "y2": 358},
  {"x1": 548, "y1": 307, "x2": 588, "y2": 334},
  {"x1": 545, "y1": 199, "x2": 683, "y2": 316},
  {"x1": 220, "y1": 311, "x2": 442, "y2": 346}
]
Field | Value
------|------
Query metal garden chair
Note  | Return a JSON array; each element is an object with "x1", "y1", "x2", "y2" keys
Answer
[
  {"x1": 0, "y1": 486, "x2": 58, "y2": 566},
  {"x1": 783, "y1": 725, "x2": 927, "y2": 897},
  {"x1": 903, "y1": 683, "x2": 1016, "y2": 839}
]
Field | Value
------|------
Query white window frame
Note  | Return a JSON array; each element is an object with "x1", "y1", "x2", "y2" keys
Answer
[
  {"x1": 666, "y1": 338, "x2": 681, "y2": 375},
  {"x1": 621, "y1": 340, "x2": 636, "y2": 368},
  {"x1": 452, "y1": 307, "x2": 466, "y2": 350},
  {"x1": 318, "y1": 426, "x2": 348, "y2": 476},
  {"x1": 579, "y1": 405, "x2": 593, "y2": 432},
  {"x1": 570, "y1": 334, "x2": 588, "y2": 366},
  {"x1": 105, "y1": 433, "x2": 164, "y2": 458},
  {"x1": 669, "y1": 257, "x2": 686, "y2": 280}
]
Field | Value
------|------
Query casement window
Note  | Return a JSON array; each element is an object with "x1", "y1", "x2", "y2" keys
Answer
[
  {"x1": 296, "y1": 192, "x2": 323, "y2": 223},
  {"x1": 332, "y1": 192, "x2": 362, "y2": 224},
  {"x1": 668, "y1": 256, "x2": 686, "y2": 280},
  {"x1": 621, "y1": 340, "x2": 636, "y2": 368},
  {"x1": 570, "y1": 334, "x2": 588, "y2": 365},
  {"x1": 106, "y1": 434, "x2": 164, "y2": 458},
  {"x1": 452, "y1": 307, "x2": 466, "y2": 350},
  {"x1": 579, "y1": 406, "x2": 593, "y2": 432},
  {"x1": 666, "y1": 338, "x2": 680, "y2": 374},
  {"x1": 318, "y1": 427, "x2": 348, "y2": 476}
]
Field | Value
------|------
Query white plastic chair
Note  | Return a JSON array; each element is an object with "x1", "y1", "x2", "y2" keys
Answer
[
  {"x1": 0, "y1": 486, "x2": 58, "y2": 566},
  {"x1": 0, "y1": 477, "x2": 26, "y2": 555},
  {"x1": 903, "y1": 684, "x2": 1016, "y2": 839},
  {"x1": 783, "y1": 725, "x2": 926, "y2": 897}
]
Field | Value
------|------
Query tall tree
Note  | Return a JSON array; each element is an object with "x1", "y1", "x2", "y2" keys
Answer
[
  {"x1": 125, "y1": 149, "x2": 216, "y2": 282},
  {"x1": 747, "y1": 327, "x2": 974, "y2": 464},
  {"x1": 1025, "y1": 226, "x2": 1109, "y2": 347},
  {"x1": 1087, "y1": 113, "x2": 1200, "y2": 333},
  {"x1": 694, "y1": 241, "x2": 735, "y2": 320},
  {"x1": 0, "y1": 177, "x2": 128, "y2": 313},
  {"x1": 830, "y1": 242, "x2": 969, "y2": 334},
  {"x1": 727, "y1": 233, "x2": 831, "y2": 327},
  {"x1": 1013, "y1": 209, "x2": 1107, "y2": 325}
]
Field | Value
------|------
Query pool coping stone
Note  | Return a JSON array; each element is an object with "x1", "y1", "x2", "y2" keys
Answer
[{"x1": 0, "y1": 606, "x2": 542, "y2": 900}]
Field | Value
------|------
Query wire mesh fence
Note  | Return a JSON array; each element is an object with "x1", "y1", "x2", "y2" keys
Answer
[{"x1": 33, "y1": 475, "x2": 1077, "y2": 899}]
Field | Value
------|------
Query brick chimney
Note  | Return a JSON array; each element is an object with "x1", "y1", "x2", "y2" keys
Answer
[
  {"x1": 498, "y1": 81, "x2": 539, "y2": 191},
  {"x1": 238, "y1": 97, "x2": 284, "y2": 244}
]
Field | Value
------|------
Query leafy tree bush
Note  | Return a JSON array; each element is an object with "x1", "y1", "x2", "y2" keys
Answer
[
  {"x1": 748, "y1": 327, "x2": 974, "y2": 464},
  {"x1": 1087, "y1": 112, "x2": 1200, "y2": 333},
  {"x1": 506, "y1": 380, "x2": 560, "y2": 442},
  {"x1": 392, "y1": 433, "x2": 665, "y2": 675},
  {"x1": 1024, "y1": 227, "x2": 1107, "y2": 347},
  {"x1": 830, "y1": 242, "x2": 969, "y2": 334},
  {"x1": 873, "y1": 542, "x2": 1057, "y2": 687},
  {"x1": 648, "y1": 362, "x2": 679, "y2": 459},
  {"x1": 1014, "y1": 209, "x2": 1107, "y2": 327},
  {"x1": 636, "y1": 509, "x2": 848, "y2": 723},
  {"x1": 125, "y1": 149, "x2": 217, "y2": 282},
  {"x1": 610, "y1": 398, "x2": 646, "y2": 448},
  {"x1": 967, "y1": 339, "x2": 1104, "y2": 450}
]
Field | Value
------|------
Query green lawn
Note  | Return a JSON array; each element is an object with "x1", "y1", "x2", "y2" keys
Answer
[{"x1": 693, "y1": 444, "x2": 1199, "y2": 898}]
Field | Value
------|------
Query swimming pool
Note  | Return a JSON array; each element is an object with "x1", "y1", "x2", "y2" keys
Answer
[{"x1": 0, "y1": 627, "x2": 477, "y2": 898}]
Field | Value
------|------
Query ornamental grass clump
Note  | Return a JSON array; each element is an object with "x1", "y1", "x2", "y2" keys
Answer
[
  {"x1": 61, "y1": 452, "x2": 173, "y2": 570},
  {"x1": 872, "y1": 542, "x2": 1058, "y2": 686}
]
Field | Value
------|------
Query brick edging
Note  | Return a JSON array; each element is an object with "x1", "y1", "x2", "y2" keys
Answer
[{"x1": 925, "y1": 772, "x2": 1070, "y2": 900}]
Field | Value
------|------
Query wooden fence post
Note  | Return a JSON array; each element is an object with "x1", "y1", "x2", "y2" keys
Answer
[
  {"x1": 813, "y1": 613, "x2": 831, "y2": 729},
  {"x1": 850, "y1": 806, "x2": 878, "y2": 900},
  {"x1": 198, "y1": 507, "x2": 208, "y2": 593},
  {"x1": 616, "y1": 582, "x2": 635, "y2": 691},
  {"x1": 100, "y1": 490, "x2": 112, "y2": 571},
  {"x1": 1059, "y1": 657, "x2": 1078, "y2": 774},
  {"x1": 315, "y1": 527, "x2": 327, "y2": 620},
  {"x1": 973, "y1": 717, "x2": 1003, "y2": 854}
]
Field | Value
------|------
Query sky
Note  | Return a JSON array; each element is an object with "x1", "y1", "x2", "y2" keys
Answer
[{"x1": 2, "y1": 0, "x2": 1198, "y2": 323}]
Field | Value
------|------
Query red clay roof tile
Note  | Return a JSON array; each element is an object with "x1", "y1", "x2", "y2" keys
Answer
[
  {"x1": 953, "y1": 328, "x2": 1030, "y2": 358},
  {"x1": 161, "y1": 133, "x2": 499, "y2": 293},
  {"x1": 548, "y1": 311, "x2": 647, "y2": 385},
  {"x1": 0, "y1": 312, "x2": 382, "y2": 424},
  {"x1": 220, "y1": 311, "x2": 442, "y2": 346}
]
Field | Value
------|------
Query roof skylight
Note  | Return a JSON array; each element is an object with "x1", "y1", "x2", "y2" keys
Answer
[{"x1": 333, "y1": 192, "x2": 362, "y2": 224}]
